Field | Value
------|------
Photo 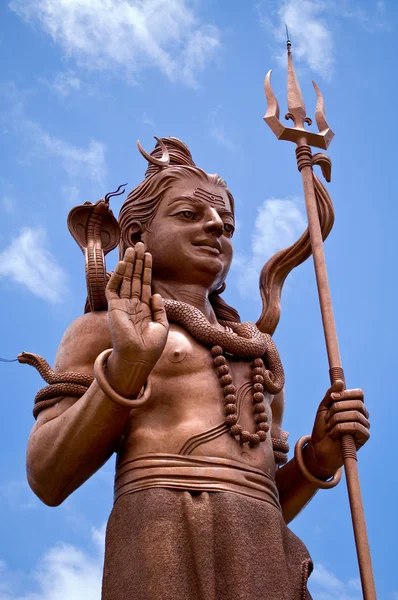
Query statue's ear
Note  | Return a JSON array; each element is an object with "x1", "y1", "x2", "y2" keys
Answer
[{"x1": 123, "y1": 221, "x2": 144, "y2": 247}]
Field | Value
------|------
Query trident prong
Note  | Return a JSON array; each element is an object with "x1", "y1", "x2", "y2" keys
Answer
[{"x1": 263, "y1": 45, "x2": 334, "y2": 150}]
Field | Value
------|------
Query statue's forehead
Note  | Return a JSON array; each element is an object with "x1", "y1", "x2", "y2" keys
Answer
[
  {"x1": 193, "y1": 187, "x2": 226, "y2": 208},
  {"x1": 163, "y1": 178, "x2": 232, "y2": 214}
]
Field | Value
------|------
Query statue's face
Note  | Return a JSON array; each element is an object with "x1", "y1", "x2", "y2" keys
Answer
[{"x1": 141, "y1": 175, "x2": 234, "y2": 291}]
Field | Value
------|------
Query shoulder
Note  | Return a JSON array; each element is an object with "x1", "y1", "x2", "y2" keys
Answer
[
  {"x1": 54, "y1": 310, "x2": 111, "y2": 375},
  {"x1": 32, "y1": 311, "x2": 111, "y2": 427}
]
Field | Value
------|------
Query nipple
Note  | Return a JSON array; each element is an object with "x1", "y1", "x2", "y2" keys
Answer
[{"x1": 168, "y1": 348, "x2": 187, "y2": 363}]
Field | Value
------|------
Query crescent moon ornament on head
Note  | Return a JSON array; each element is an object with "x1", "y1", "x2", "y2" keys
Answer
[{"x1": 137, "y1": 136, "x2": 170, "y2": 168}]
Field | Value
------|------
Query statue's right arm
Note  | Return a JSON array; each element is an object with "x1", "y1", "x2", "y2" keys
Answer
[
  {"x1": 27, "y1": 244, "x2": 169, "y2": 507},
  {"x1": 26, "y1": 310, "x2": 137, "y2": 507}
]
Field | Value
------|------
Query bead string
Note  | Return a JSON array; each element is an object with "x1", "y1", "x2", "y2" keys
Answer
[{"x1": 211, "y1": 346, "x2": 269, "y2": 447}]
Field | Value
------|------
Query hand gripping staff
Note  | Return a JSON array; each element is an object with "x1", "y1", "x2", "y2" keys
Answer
[{"x1": 263, "y1": 38, "x2": 376, "y2": 599}]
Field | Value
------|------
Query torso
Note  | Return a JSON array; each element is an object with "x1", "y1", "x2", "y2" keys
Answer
[{"x1": 117, "y1": 324, "x2": 276, "y2": 477}]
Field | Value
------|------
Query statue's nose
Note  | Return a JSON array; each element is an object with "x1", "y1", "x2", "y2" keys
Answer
[{"x1": 203, "y1": 208, "x2": 223, "y2": 236}]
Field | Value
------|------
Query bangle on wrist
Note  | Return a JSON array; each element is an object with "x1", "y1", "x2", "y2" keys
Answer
[
  {"x1": 94, "y1": 349, "x2": 151, "y2": 408},
  {"x1": 294, "y1": 435, "x2": 342, "y2": 489}
]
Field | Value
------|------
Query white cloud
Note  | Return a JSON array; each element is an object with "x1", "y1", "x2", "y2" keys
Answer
[
  {"x1": 19, "y1": 115, "x2": 106, "y2": 185},
  {"x1": 209, "y1": 105, "x2": 237, "y2": 152},
  {"x1": 0, "y1": 228, "x2": 67, "y2": 303},
  {"x1": 308, "y1": 563, "x2": 362, "y2": 599},
  {"x1": 251, "y1": 198, "x2": 306, "y2": 258},
  {"x1": 232, "y1": 197, "x2": 306, "y2": 297},
  {"x1": 261, "y1": 0, "x2": 334, "y2": 80},
  {"x1": 47, "y1": 71, "x2": 82, "y2": 97},
  {"x1": 9, "y1": 0, "x2": 221, "y2": 88},
  {"x1": 0, "y1": 525, "x2": 105, "y2": 600},
  {"x1": 259, "y1": 0, "x2": 392, "y2": 76},
  {"x1": 1, "y1": 82, "x2": 107, "y2": 187},
  {"x1": 141, "y1": 112, "x2": 155, "y2": 127},
  {"x1": 38, "y1": 134, "x2": 106, "y2": 185}
]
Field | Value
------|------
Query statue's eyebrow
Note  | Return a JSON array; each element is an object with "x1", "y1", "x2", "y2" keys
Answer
[{"x1": 167, "y1": 195, "x2": 200, "y2": 207}]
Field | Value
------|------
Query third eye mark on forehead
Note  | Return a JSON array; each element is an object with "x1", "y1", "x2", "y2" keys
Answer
[{"x1": 193, "y1": 187, "x2": 225, "y2": 208}]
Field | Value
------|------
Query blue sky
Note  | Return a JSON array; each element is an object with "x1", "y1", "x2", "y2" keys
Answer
[{"x1": 0, "y1": 0, "x2": 396, "y2": 598}]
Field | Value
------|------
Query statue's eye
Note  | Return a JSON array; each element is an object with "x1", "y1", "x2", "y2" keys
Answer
[
  {"x1": 181, "y1": 210, "x2": 195, "y2": 219},
  {"x1": 223, "y1": 223, "x2": 235, "y2": 237}
]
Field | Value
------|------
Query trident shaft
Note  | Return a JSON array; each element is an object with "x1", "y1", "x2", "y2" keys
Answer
[{"x1": 264, "y1": 39, "x2": 376, "y2": 599}]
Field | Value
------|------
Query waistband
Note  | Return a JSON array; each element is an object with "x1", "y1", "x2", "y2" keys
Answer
[{"x1": 114, "y1": 453, "x2": 281, "y2": 510}]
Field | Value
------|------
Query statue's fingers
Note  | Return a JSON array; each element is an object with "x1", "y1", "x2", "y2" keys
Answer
[
  {"x1": 141, "y1": 253, "x2": 152, "y2": 305},
  {"x1": 151, "y1": 294, "x2": 168, "y2": 327},
  {"x1": 106, "y1": 262, "x2": 126, "y2": 300},
  {"x1": 331, "y1": 388, "x2": 364, "y2": 402},
  {"x1": 326, "y1": 400, "x2": 369, "y2": 422},
  {"x1": 131, "y1": 242, "x2": 145, "y2": 299},
  {"x1": 123, "y1": 247, "x2": 135, "y2": 264},
  {"x1": 120, "y1": 259, "x2": 134, "y2": 299},
  {"x1": 326, "y1": 410, "x2": 370, "y2": 432},
  {"x1": 328, "y1": 422, "x2": 370, "y2": 448}
]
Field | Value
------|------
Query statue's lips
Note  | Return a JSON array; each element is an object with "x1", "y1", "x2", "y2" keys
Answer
[{"x1": 192, "y1": 241, "x2": 221, "y2": 255}]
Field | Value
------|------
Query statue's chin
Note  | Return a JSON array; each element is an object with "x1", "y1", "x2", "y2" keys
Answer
[
  {"x1": 151, "y1": 248, "x2": 230, "y2": 287},
  {"x1": 152, "y1": 264, "x2": 227, "y2": 290}
]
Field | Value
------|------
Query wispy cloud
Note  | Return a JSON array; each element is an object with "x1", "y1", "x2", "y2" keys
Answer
[
  {"x1": 0, "y1": 228, "x2": 67, "y2": 303},
  {"x1": 61, "y1": 185, "x2": 81, "y2": 206},
  {"x1": 46, "y1": 71, "x2": 82, "y2": 97},
  {"x1": 210, "y1": 127, "x2": 237, "y2": 152},
  {"x1": 209, "y1": 106, "x2": 237, "y2": 152},
  {"x1": 0, "y1": 480, "x2": 39, "y2": 510},
  {"x1": 34, "y1": 132, "x2": 106, "y2": 186},
  {"x1": 0, "y1": 524, "x2": 105, "y2": 600},
  {"x1": 259, "y1": 0, "x2": 392, "y2": 79},
  {"x1": 9, "y1": 0, "x2": 221, "y2": 88},
  {"x1": 232, "y1": 197, "x2": 306, "y2": 297},
  {"x1": 1, "y1": 82, "x2": 107, "y2": 191},
  {"x1": 260, "y1": 0, "x2": 335, "y2": 80},
  {"x1": 141, "y1": 113, "x2": 155, "y2": 127},
  {"x1": 337, "y1": 0, "x2": 392, "y2": 32},
  {"x1": 309, "y1": 563, "x2": 362, "y2": 599}
]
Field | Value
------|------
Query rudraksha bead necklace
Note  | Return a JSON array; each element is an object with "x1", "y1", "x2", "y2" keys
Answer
[{"x1": 211, "y1": 346, "x2": 269, "y2": 447}]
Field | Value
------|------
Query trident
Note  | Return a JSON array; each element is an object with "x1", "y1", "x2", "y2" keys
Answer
[{"x1": 264, "y1": 36, "x2": 376, "y2": 599}]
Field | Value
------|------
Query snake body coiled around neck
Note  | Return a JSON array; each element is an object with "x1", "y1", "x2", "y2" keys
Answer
[{"x1": 163, "y1": 299, "x2": 284, "y2": 395}]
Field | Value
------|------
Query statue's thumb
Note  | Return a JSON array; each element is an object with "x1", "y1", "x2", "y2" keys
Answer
[
  {"x1": 319, "y1": 379, "x2": 345, "y2": 409},
  {"x1": 330, "y1": 379, "x2": 345, "y2": 394}
]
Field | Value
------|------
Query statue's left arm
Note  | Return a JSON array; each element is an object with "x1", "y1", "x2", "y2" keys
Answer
[{"x1": 273, "y1": 384, "x2": 370, "y2": 524}]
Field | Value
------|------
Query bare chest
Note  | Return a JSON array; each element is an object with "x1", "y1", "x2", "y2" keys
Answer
[
  {"x1": 152, "y1": 324, "x2": 252, "y2": 385},
  {"x1": 121, "y1": 324, "x2": 274, "y2": 469}
]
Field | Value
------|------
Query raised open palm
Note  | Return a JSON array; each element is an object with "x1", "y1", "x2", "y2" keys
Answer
[{"x1": 106, "y1": 242, "x2": 169, "y2": 369}]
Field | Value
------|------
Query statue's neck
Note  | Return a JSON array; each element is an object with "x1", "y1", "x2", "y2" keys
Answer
[{"x1": 152, "y1": 281, "x2": 220, "y2": 327}]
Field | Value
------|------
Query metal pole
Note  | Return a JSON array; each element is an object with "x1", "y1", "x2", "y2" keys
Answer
[{"x1": 296, "y1": 139, "x2": 376, "y2": 600}]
